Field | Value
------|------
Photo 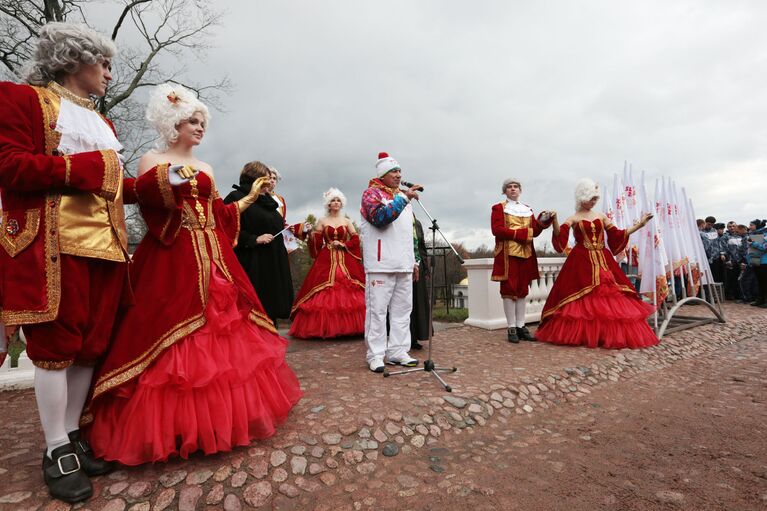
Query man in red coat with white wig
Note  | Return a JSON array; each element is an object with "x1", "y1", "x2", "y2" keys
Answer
[
  {"x1": 491, "y1": 178, "x2": 552, "y2": 343},
  {"x1": 0, "y1": 22, "x2": 132, "y2": 503}
]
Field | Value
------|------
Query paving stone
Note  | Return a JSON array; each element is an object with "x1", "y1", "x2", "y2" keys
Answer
[
  {"x1": 319, "y1": 473, "x2": 337, "y2": 486},
  {"x1": 213, "y1": 464, "x2": 232, "y2": 482},
  {"x1": 444, "y1": 396, "x2": 467, "y2": 408},
  {"x1": 102, "y1": 499, "x2": 127, "y2": 511},
  {"x1": 278, "y1": 483, "x2": 299, "y2": 498},
  {"x1": 128, "y1": 502, "x2": 150, "y2": 511},
  {"x1": 373, "y1": 428, "x2": 388, "y2": 443},
  {"x1": 223, "y1": 494, "x2": 242, "y2": 511},
  {"x1": 0, "y1": 491, "x2": 32, "y2": 504},
  {"x1": 178, "y1": 486, "x2": 203, "y2": 511},
  {"x1": 126, "y1": 480, "x2": 152, "y2": 499},
  {"x1": 468, "y1": 403, "x2": 484, "y2": 414},
  {"x1": 109, "y1": 481, "x2": 130, "y2": 496},
  {"x1": 339, "y1": 424, "x2": 358, "y2": 436},
  {"x1": 411, "y1": 435, "x2": 426, "y2": 448},
  {"x1": 158, "y1": 469, "x2": 187, "y2": 488},
  {"x1": 309, "y1": 462, "x2": 325, "y2": 475},
  {"x1": 291, "y1": 456, "x2": 308, "y2": 475},
  {"x1": 230, "y1": 470, "x2": 248, "y2": 488},
  {"x1": 243, "y1": 481, "x2": 273, "y2": 508},
  {"x1": 655, "y1": 490, "x2": 685, "y2": 504},
  {"x1": 206, "y1": 483, "x2": 224, "y2": 505},
  {"x1": 290, "y1": 445, "x2": 306, "y2": 455},
  {"x1": 322, "y1": 433, "x2": 342, "y2": 445},
  {"x1": 270, "y1": 450, "x2": 287, "y2": 467},
  {"x1": 299, "y1": 434, "x2": 318, "y2": 446},
  {"x1": 295, "y1": 476, "x2": 322, "y2": 493},
  {"x1": 153, "y1": 488, "x2": 176, "y2": 511},
  {"x1": 309, "y1": 445, "x2": 324, "y2": 458},
  {"x1": 383, "y1": 442, "x2": 400, "y2": 457},
  {"x1": 248, "y1": 458, "x2": 269, "y2": 479},
  {"x1": 272, "y1": 468, "x2": 288, "y2": 483}
]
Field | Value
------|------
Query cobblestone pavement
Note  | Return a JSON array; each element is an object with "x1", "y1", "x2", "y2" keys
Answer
[{"x1": 0, "y1": 304, "x2": 763, "y2": 510}]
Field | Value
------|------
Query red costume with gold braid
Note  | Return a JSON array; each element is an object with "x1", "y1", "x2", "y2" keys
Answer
[
  {"x1": 288, "y1": 225, "x2": 365, "y2": 339},
  {"x1": 490, "y1": 201, "x2": 545, "y2": 299},
  {"x1": 0, "y1": 81, "x2": 128, "y2": 367},
  {"x1": 535, "y1": 218, "x2": 658, "y2": 349},
  {"x1": 84, "y1": 167, "x2": 301, "y2": 465}
]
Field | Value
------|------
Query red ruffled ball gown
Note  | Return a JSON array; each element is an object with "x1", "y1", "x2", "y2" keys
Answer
[
  {"x1": 289, "y1": 225, "x2": 365, "y2": 339},
  {"x1": 83, "y1": 166, "x2": 302, "y2": 466},
  {"x1": 535, "y1": 218, "x2": 659, "y2": 349}
]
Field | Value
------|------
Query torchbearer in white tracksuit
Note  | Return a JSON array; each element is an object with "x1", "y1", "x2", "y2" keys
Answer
[{"x1": 359, "y1": 152, "x2": 423, "y2": 373}]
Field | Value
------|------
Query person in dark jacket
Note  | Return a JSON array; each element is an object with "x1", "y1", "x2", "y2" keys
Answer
[
  {"x1": 224, "y1": 161, "x2": 293, "y2": 324},
  {"x1": 410, "y1": 217, "x2": 432, "y2": 349}
]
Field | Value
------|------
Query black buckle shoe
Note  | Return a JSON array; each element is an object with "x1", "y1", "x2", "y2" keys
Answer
[
  {"x1": 42, "y1": 443, "x2": 93, "y2": 503},
  {"x1": 516, "y1": 326, "x2": 536, "y2": 341},
  {"x1": 507, "y1": 327, "x2": 519, "y2": 343},
  {"x1": 68, "y1": 430, "x2": 114, "y2": 476},
  {"x1": 411, "y1": 341, "x2": 424, "y2": 350}
]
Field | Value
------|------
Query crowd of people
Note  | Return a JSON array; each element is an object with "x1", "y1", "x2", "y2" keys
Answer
[
  {"x1": 697, "y1": 216, "x2": 767, "y2": 307},
  {"x1": 0, "y1": 22, "x2": 762, "y2": 505}
]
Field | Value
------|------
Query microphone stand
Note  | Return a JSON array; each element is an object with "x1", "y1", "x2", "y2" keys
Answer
[{"x1": 384, "y1": 196, "x2": 462, "y2": 392}]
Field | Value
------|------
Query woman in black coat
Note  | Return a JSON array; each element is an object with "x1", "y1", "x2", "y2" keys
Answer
[{"x1": 224, "y1": 161, "x2": 293, "y2": 324}]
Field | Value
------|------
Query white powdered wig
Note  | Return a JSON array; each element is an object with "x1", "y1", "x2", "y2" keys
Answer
[
  {"x1": 323, "y1": 187, "x2": 347, "y2": 210},
  {"x1": 575, "y1": 178, "x2": 600, "y2": 209},
  {"x1": 269, "y1": 166, "x2": 282, "y2": 183},
  {"x1": 145, "y1": 83, "x2": 210, "y2": 151},
  {"x1": 501, "y1": 178, "x2": 522, "y2": 194},
  {"x1": 25, "y1": 22, "x2": 117, "y2": 86}
]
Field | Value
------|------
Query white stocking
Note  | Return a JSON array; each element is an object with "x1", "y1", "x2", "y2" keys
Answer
[
  {"x1": 65, "y1": 365, "x2": 94, "y2": 434},
  {"x1": 34, "y1": 367, "x2": 69, "y2": 457},
  {"x1": 515, "y1": 298, "x2": 526, "y2": 328},
  {"x1": 502, "y1": 298, "x2": 516, "y2": 328}
]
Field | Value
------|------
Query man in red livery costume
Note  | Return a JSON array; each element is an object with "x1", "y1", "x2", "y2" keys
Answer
[
  {"x1": 491, "y1": 178, "x2": 551, "y2": 343},
  {"x1": 0, "y1": 23, "x2": 130, "y2": 503}
]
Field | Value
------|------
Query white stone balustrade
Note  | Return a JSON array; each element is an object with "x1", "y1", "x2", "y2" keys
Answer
[
  {"x1": 463, "y1": 257, "x2": 566, "y2": 330},
  {"x1": 0, "y1": 329, "x2": 34, "y2": 389}
]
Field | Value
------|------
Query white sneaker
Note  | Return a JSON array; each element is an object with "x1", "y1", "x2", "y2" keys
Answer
[
  {"x1": 369, "y1": 358, "x2": 385, "y2": 373},
  {"x1": 386, "y1": 354, "x2": 419, "y2": 367}
]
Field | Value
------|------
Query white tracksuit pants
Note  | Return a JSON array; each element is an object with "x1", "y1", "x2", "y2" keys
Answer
[{"x1": 364, "y1": 272, "x2": 413, "y2": 364}]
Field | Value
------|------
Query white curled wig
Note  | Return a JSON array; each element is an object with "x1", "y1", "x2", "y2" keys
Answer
[
  {"x1": 145, "y1": 83, "x2": 210, "y2": 151},
  {"x1": 501, "y1": 178, "x2": 522, "y2": 194},
  {"x1": 25, "y1": 22, "x2": 117, "y2": 86},
  {"x1": 323, "y1": 187, "x2": 347, "y2": 210},
  {"x1": 269, "y1": 166, "x2": 282, "y2": 183},
  {"x1": 575, "y1": 178, "x2": 600, "y2": 209}
]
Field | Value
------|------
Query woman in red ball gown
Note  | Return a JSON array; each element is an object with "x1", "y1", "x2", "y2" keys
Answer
[
  {"x1": 83, "y1": 84, "x2": 302, "y2": 466},
  {"x1": 536, "y1": 178, "x2": 658, "y2": 349},
  {"x1": 289, "y1": 188, "x2": 365, "y2": 339}
]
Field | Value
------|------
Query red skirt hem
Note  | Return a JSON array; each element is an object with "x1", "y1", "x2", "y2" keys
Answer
[
  {"x1": 536, "y1": 276, "x2": 658, "y2": 350},
  {"x1": 86, "y1": 267, "x2": 302, "y2": 465}
]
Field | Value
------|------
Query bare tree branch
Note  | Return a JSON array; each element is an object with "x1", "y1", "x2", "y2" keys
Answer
[{"x1": 111, "y1": 0, "x2": 150, "y2": 40}]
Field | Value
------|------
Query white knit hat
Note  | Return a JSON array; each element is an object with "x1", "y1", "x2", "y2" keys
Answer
[{"x1": 375, "y1": 152, "x2": 400, "y2": 178}]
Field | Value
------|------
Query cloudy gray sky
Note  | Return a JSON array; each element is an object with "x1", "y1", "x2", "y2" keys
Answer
[{"x1": 112, "y1": 1, "x2": 767, "y2": 248}]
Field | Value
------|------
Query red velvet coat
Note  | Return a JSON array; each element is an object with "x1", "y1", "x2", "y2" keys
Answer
[
  {"x1": 0, "y1": 82, "x2": 127, "y2": 327},
  {"x1": 490, "y1": 201, "x2": 545, "y2": 285}
]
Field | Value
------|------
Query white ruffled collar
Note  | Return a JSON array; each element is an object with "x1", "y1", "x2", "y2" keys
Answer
[
  {"x1": 55, "y1": 98, "x2": 123, "y2": 155},
  {"x1": 503, "y1": 200, "x2": 533, "y2": 217}
]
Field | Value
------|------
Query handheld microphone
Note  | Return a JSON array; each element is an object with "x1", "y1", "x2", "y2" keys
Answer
[{"x1": 401, "y1": 180, "x2": 424, "y2": 192}]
